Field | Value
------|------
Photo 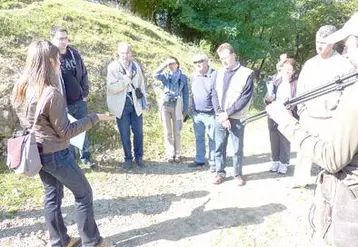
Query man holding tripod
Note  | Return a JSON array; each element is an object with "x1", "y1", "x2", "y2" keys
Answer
[{"x1": 290, "y1": 25, "x2": 354, "y2": 188}]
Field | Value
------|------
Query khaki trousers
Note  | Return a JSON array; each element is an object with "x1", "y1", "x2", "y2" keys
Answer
[{"x1": 161, "y1": 105, "x2": 182, "y2": 158}]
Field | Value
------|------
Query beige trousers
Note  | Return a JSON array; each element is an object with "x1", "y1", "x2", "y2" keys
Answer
[{"x1": 161, "y1": 105, "x2": 182, "y2": 158}]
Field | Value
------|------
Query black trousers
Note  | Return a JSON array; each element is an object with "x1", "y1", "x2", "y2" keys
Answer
[{"x1": 267, "y1": 117, "x2": 291, "y2": 164}]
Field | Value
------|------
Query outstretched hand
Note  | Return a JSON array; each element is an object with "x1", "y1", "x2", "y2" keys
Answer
[{"x1": 97, "y1": 113, "x2": 116, "y2": 121}]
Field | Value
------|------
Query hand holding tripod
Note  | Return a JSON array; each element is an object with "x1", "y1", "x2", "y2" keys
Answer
[{"x1": 242, "y1": 71, "x2": 358, "y2": 125}]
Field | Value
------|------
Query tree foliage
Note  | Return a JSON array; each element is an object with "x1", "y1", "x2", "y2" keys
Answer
[
  {"x1": 105, "y1": 0, "x2": 357, "y2": 109},
  {"x1": 108, "y1": 0, "x2": 357, "y2": 76}
]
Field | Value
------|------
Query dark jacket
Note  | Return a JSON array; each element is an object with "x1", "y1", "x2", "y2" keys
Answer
[{"x1": 62, "y1": 46, "x2": 89, "y2": 103}]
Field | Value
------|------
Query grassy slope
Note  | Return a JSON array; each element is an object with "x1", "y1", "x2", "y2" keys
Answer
[{"x1": 0, "y1": 0, "x2": 205, "y2": 213}]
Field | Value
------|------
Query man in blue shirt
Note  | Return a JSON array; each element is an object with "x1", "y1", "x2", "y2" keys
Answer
[{"x1": 188, "y1": 54, "x2": 216, "y2": 171}]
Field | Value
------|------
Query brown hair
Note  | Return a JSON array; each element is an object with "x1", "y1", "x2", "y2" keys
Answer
[
  {"x1": 216, "y1": 43, "x2": 235, "y2": 54},
  {"x1": 283, "y1": 58, "x2": 297, "y2": 71},
  {"x1": 12, "y1": 40, "x2": 60, "y2": 108},
  {"x1": 167, "y1": 56, "x2": 180, "y2": 68},
  {"x1": 50, "y1": 25, "x2": 68, "y2": 38}
]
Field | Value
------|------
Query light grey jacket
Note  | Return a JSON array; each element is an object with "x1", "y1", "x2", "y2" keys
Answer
[{"x1": 106, "y1": 59, "x2": 146, "y2": 118}]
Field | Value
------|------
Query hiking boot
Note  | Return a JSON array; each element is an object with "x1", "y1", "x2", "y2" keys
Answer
[
  {"x1": 136, "y1": 159, "x2": 146, "y2": 168},
  {"x1": 188, "y1": 162, "x2": 205, "y2": 168},
  {"x1": 66, "y1": 237, "x2": 81, "y2": 247},
  {"x1": 213, "y1": 175, "x2": 225, "y2": 184},
  {"x1": 277, "y1": 163, "x2": 288, "y2": 174},
  {"x1": 235, "y1": 175, "x2": 246, "y2": 186},
  {"x1": 269, "y1": 161, "x2": 280, "y2": 172},
  {"x1": 121, "y1": 160, "x2": 133, "y2": 170}
]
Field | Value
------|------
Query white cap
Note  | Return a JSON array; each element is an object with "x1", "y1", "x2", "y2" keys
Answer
[
  {"x1": 193, "y1": 53, "x2": 208, "y2": 62},
  {"x1": 325, "y1": 12, "x2": 358, "y2": 44}
]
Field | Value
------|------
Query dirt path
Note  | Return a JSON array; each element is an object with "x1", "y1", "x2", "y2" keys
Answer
[{"x1": 0, "y1": 118, "x2": 318, "y2": 247}]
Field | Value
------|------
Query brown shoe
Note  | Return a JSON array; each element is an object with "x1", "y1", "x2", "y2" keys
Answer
[
  {"x1": 213, "y1": 175, "x2": 225, "y2": 184},
  {"x1": 66, "y1": 237, "x2": 81, "y2": 247},
  {"x1": 235, "y1": 175, "x2": 246, "y2": 186}
]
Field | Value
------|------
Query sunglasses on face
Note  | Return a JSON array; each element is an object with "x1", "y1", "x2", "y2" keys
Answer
[{"x1": 193, "y1": 59, "x2": 205, "y2": 64}]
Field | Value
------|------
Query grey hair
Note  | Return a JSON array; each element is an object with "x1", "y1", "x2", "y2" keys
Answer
[
  {"x1": 316, "y1": 25, "x2": 337, "y2": 38},
  {"x1": 118, "y1": 42, "x2": 132, "y2": 51}
]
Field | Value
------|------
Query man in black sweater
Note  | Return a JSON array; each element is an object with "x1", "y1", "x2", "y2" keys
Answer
[{"x1": 50, "y1": 25, "x2": 94, "y2": 169}]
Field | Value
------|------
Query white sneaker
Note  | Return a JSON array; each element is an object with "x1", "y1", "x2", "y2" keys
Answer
[
  {"x1": 269, "y1": 161, "x2": 280, "y2": 172},
  {"x1": 278, "y1": 163, "x2": 288, "y2": 174}
]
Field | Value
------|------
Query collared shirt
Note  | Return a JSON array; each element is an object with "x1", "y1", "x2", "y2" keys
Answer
[
  {"x1": 211, "y1": 62, "x2": 253, "y2": 117},
  {"x1": 191, "y1": 67, "x2": 215, "y2": 113}
]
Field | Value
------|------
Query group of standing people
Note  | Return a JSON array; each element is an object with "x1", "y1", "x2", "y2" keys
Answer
[
  {"x1": 265, "y1": 24, "x2": 355, "y2": 185},
  {"x1": 9, "y1": 10, "x2": 358, "y2": 247},
  {"x1": 156, "y1": 43, "x2": 254, "y2": 187},
  {"x1": 107, "y1": 42, "x2": 254, "y2": 186},
  {"x1": 266, "y1": 13, "x2": 358, "y2": 247},
  {"x1": 11, "y1": 29, "x2": 253, "y2": 245}
]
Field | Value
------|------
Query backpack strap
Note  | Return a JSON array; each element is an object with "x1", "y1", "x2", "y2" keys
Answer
[{"x1": 28, "y1": 88, "x2": 48, "y2": 132}]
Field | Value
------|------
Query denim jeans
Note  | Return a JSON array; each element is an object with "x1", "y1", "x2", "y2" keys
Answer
[
  {"x1": 67, "y1": 99, "x2": 90, "y2": 162},
  {"x1": 39, "y1": 148, "x2": 101, "y2": 247},
  {"x1": 214, "y1": 118, "x2": 245, "y2": 178},
  {"x1": 192, "y1": 111, "x2": 215, "y2": 167},
  {"x1": 116, "y1": 97, "x2": 144, "y2": 162}
]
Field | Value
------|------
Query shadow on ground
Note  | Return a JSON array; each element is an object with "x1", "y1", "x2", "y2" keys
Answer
[
  {"x1": 91, "y1": 156, "x2": 209, "y2": 175},
  {"x1": 0, "y1": 190, "x2": 210, "y2": 239},
  {"x1": 107, "y1": 202, "x2": 287, "y2": 247}
]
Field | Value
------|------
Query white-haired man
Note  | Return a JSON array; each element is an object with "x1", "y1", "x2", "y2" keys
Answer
[
  {"x1": 106, "y1": 43, "x2": 147, "y2": 170},
  {"x1": 188, "y1": 53, "x2": 216, "y2": 171},
  {"x1": 290, "y1": 25, "x2": 354, "y2": 188}
]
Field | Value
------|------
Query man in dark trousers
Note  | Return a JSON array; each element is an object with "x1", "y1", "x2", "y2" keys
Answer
[{"x1": 50, "y1": 25, "x2": 94, "y2": 169}]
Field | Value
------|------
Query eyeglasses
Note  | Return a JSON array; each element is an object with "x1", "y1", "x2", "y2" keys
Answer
[
  {"x1": 55, "y1": 36, "x2": 68, "y2": 41},
  {"x1": 193, "y1": 59, "x2": 206, "y2": 64}
]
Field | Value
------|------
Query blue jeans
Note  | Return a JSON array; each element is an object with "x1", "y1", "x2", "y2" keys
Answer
[
  {"x1": 214, "y1": 119, "x2": 245, "y2": 178},
  {"x1": 116, "y1": 97, "x2": 143, "y2": 162},
  {"x1": 39, "y1": 148, "x2": 101, "y2": 247},
  {"x1": 192, "y1": 112, "x2": 215, "y2": 167},
  {"x1": 67, "y1": 100, "x2": 90, "y2": 162}
]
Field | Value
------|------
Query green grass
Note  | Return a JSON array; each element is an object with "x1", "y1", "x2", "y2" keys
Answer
[
  {"x1": 0, "y1": 163, "x2": 43, "y2": 218},
  {"x1": 0, "y1": 0, "x2": 259, "y2": 213}
]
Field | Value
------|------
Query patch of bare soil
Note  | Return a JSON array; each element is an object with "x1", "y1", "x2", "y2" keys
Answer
[{"x1": 0, "y1": 118, "x2": 319, "y2": 247}]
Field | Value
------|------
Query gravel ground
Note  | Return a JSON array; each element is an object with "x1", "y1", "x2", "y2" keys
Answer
[{"x1": 0, "y1": 118, "x2": 319, "y2": 247}]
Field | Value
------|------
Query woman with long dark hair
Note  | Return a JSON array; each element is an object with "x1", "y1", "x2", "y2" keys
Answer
[{"x1": 11, "y1": 40, "x2": 113, "y2": 247}]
